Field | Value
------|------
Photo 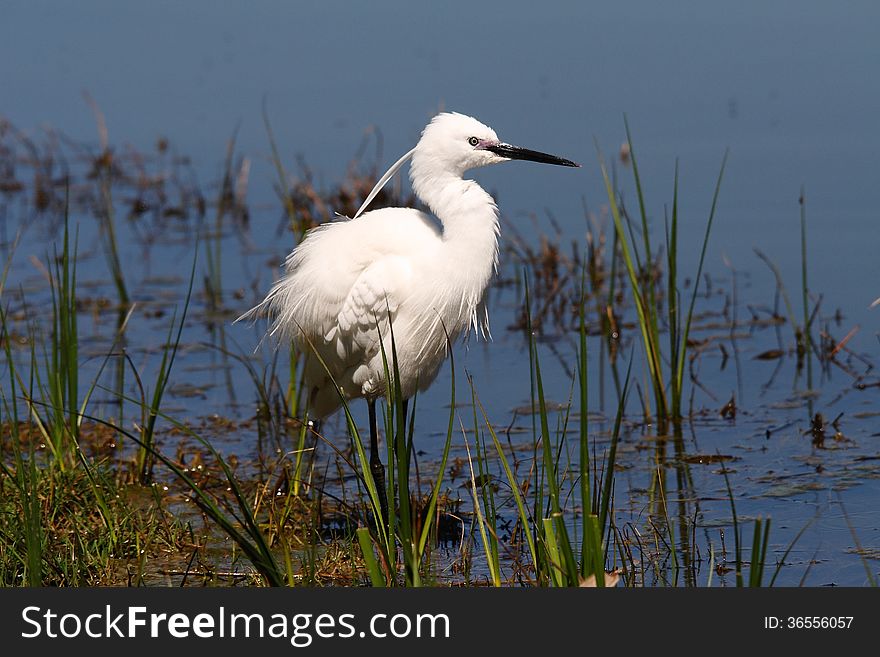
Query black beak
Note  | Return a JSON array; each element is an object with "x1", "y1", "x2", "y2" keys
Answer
[{"x1": 486, "y1": 142, "x2": 580, "y2": 167}]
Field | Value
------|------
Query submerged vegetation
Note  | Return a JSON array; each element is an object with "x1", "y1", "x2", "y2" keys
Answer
[{"x1": 0, "y1": 112, "x2": 877, "y2": 587}]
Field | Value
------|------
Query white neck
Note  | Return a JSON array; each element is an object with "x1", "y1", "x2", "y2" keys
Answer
[
  {"x1": 409, "y1": 161, "x2": 500, "y2": 334},
  {"x1": 410, "y1": 162, "x2": 499, "y2": 259}
]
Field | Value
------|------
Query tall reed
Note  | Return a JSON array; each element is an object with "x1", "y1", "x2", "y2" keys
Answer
[
  {"x1": 597, "y1": 119, "x2": 727, "y2": 424},
  {"x1": 469, "y1": 277, "x2": 626, "y2": 586}
]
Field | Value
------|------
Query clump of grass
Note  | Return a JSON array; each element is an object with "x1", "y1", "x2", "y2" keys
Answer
[
  {"x1": 90, "y1": 403, "x2": 289, "y2": 586},
  {"x1": 14, "y1": 205, "x2": 110, "y2": 471},
  {"x1": 0, "y1": 222, "x2": 195, "y2": 586},
  {"x1": 0, "y1": 323, "x2": 43, "y2": 586},
  {"x1": 464, "y1": 277, "x2": 626, "y2": 586},
  {"x1": 0, "y1": 449, "x2": 192, "y2": 586},
  {"x1": 597, "y1": 118, "x2": 727, "y2": 425},
  {"x1": 40, "y1": 214, "x2": 81, "y2": 462}
]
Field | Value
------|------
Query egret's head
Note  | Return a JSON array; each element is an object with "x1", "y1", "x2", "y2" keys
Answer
[{"x1": 413, "y1": 112, "x2": 579, "y2": 176}]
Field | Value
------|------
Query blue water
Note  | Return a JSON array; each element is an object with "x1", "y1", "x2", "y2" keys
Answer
[
  {"x1": 5, "y1": 1, "x2": 878, "y2": 329},
  {"x1": 2, "y1": 0, "x2": 879, "y2": 585}
]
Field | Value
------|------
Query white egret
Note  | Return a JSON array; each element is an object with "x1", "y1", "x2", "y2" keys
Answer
[{"x1": 240, "y1": 111, "x2": 578, "y2": 517}]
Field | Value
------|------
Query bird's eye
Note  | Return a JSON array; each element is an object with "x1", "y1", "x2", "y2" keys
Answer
[{"x1": 468, "y1": 136, "x2": 480, "y2": 147}]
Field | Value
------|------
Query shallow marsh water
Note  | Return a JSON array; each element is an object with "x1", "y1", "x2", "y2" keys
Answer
[{"x1": 1, "y1": 1, "x2": 879, "y2": 585}]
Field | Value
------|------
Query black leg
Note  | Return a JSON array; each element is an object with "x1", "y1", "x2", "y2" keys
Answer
[{"x1": 368, "y1": 399, "x2": 388, "y2": 523}]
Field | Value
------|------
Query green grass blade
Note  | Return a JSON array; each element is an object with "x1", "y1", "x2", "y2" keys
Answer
[
  {"x1": 417, "y1": 330, "x2": 455, "y2": 557},
  {"x1": 676, "y1": 150, "x2": 728, "y2": 413},
  {"x1": 596, "y1": 141, "x2": 666, "y2": 418},
  {"x1": 356, "y1": 527, "x2": 386, "y2": 587},
  {"x1": 577, "y1": 264, "x2": 592, "y2": 577},
  {"x1": 463, "y1": 424, "x2": 501, "y2": 587},
  {"x1": 475, "y1": 394, "x2": 539, "y2": 573}
]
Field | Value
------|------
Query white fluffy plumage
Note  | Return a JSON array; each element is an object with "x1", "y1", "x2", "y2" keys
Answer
[{"x1": 240, "y1": 112, "x2": 577, "y2": 418}]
